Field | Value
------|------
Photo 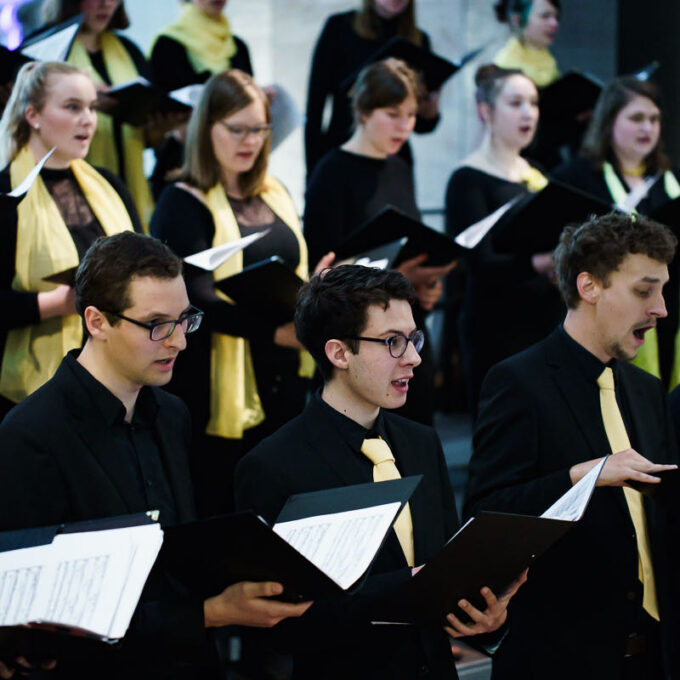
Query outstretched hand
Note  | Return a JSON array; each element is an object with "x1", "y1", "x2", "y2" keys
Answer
[{"x1": 569, "y1": 451, "x2": 677, "y2": 487}]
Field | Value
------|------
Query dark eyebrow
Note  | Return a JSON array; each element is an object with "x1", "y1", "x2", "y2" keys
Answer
[
  {"x1": 378, "y1": 328, "x2": 417, "y2": 336},
  {"x1": 640, "y1": 276, "x2": 663, "y2": 283}
]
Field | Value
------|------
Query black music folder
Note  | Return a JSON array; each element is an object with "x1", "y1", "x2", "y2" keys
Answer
[
  {"x1": 338, "y1": 237, "x2": 408, "y2": 270},
  {"x1": 627, "y1": 468, "x2": 680, "y2": 511},
  {"x1": 104, "y1": 77, "x2": 192, "y2": 126},
  {"x1": 340, "y1": 36, "x2": 459, "y2": 93},
  {"x1": 0, "y1": 513, "x2": 161, "y2": 659},
  {"x1": 649, "y1": 196, "x2": 680, "y2": 233},
  {"x1": 491, "y1": 180, "x2": 613, "y2": 254},
  {"x1": 539, "y1": 70, "x2": 602, "y2": 124},
  {"x1": 160, "y1": 476, "x2": 421, "y2": 602},
  {"x1": 376, "y1": 458, "x2": 607, "y2": 625},
  {"x1": 339, "y1": 206, "x2": 460, "y2": 267},
  {"x1": 215, "y1": 256, "x2": 303, "y2": 323}
]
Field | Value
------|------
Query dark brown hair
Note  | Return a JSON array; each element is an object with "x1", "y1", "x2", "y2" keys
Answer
[
  {"x1": 353, "y1": 0, "x2": 422, "y2": 45},
  {"x1": 554, "y1": 211, "x2": 676, "y2": 309},
  {"x1": 581, "y1": 76, "x2": 669, "y2": 174},
  {"x1": 42, "y1": 0, "x2": 130, "y2": 30},
  {"x1": 494, "y1": 0, "x2": 561, "y2": 26},
  {"x1": 474, "y1": 63, "x2": 527, "y2": 108},
  {"x1": 295, "y1": 265, "x2": 416, "y2": 382},
  {"x1": 180, "y1": 69, "x2": 271, "y2": 197}
]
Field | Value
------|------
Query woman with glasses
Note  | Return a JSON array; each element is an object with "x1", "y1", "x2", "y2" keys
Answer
[
  {"x1": 0, "y1": 60, "x2": 139, "y2": 418},
  {"x1": 151, "y1": 69, "x2": 330, "y2": 517},
  {"x1": 304, "y1": 58, "x2": 453, "y2": 426}
]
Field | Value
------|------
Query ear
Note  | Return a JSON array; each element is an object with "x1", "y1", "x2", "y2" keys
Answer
[
  {"x1": 83, "y1": 306, "x2": 110, "y2": 339},
  {"x1": 324, "y1": 338, "x2": 351, "y2": 372},
  {"x1": 576, "y1": 271, "x2": 602, "y2": 305},
  {"x1": 24, "y1": 104, "x2": 40, "y2": 130},
  {"x1": 477, "y1": 101, "x2": 492, "y2": 125}
]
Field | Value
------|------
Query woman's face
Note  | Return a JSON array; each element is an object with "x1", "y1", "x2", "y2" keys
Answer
[
  {"x1": 522, "y1": 0, "x2": 559, "y2": 49},
  {"x1": 26, "y1": 73, "x2": 98, "y2": 167},
  {"x1": 80, "y1": 0, "x2": 121, "y2": 35},
  {"x1": 192, "y1": 0, "x2": 227, "y2": 19},
  {"x1": 210, "y1": 94, "x2": 268, "y2": 182},
  {"x1": 487, "y1": 74, "x2": 539, "y2": 151},
  {"x1": 611, "y1": 94, "x2": 661, "y2": 165},
  {"x1": 359, "y1": 94, "x2": 417, "y2": 158},
  {"x1": 372, "y1": 0, "x2": 410, "y2": 20}
]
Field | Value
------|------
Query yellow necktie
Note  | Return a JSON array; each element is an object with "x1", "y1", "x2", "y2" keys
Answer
[
  {"x1": 361, "y1": 437, "x2": 415, "y2": 567},
  {"x1": 597, "y1": 367, "x2": 659, "y2": 620}
]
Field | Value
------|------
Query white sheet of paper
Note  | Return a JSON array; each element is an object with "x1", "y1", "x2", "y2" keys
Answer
[
  {"x1": 183, "y1": 230, "x2": 269, "y2": 271},
  {"x1": 540, "y1": 457, "x2": 607, "y2": 521},
  {"x1": 354, "y1": 257, "x2": 390, "y2": 270},
  {"x1": 273, "y1": 502, "x2": 402, "y2": 590},
  {"x1": 107, "y1": 76, "x2": 152, "y2": 94},
  {"x1": 20, "y1": 23, "x2": 79, "y2": 62},
  {"x1": 455, "y1": 195, "x2": 521, "y2": 249},
  {"x1": 169, "y1": 84, "x2": 204, "y2": 108},
  {"x1": 8, "y1": 147, "x2": 55, "y2": 198}
]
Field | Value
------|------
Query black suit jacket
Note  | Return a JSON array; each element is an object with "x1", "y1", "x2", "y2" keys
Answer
[
  {"x1": 465, "y1": 328, "x2": 680, "y2": 679},
  {"x1": 234, "y1": 395, "x2": 460, "y2": 680},
  {"x1": 0, "y1": 353, "x2": 211, "y2": 680}
]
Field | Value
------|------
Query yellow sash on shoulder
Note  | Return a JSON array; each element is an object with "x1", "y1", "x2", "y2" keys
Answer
[
  {"x1": 494, "y1": 36, "x2": 560, "y2": 87},
  {"x1": 68, "y1": 33, "x2": 153, "y2": 231},
  {"x1": 0, "y1": 146, "x2": 134, "y2": 403},
  {"x1": 155, "y1": 3, "x2": 236, "y2": 76},
  {"x1": 202, "y1": 177, "x2": 313, "y2": 439}
]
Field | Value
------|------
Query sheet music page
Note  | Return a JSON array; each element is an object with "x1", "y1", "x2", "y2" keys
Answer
[
  {"x1": 540, "y1": 457, "x2": 607, "y2": 521},
  {"x1": 8, "y1": 147, "x2": 55, "y2": 198},
  {"x1": 274, "y1": 502, "x2": 401, "y2": 590},
  {"x1": 455, "y1": 195, "x2": 521, "y2": 249},
  {"x1": 184, "y1": 230, "x2": 269, "y2": 271},
  {"x1": 20, "y1": 23, "x2": 79, "y2": 62},
  {"x1": 170, "y1": 84, "x2": 204, "y2": 108}
]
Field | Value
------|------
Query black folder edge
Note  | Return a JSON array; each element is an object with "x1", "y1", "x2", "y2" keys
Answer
[
  {"x1": 377, "y1": 458, "x2": 607, "y2": 625},
  {"x1": 105, "y1": 80, "x2": 192, "y2": 127},
  {"x1": 338, "y1": 205, "x2": 461, "y2": 267},
  {"x1": 538, "y1": 70, "x2": 603, "y2": 121},
  {"x1": 0, "y1": 512, "x2": 158, "y2": 658},
  {"x1": 160, "y1": 476, "x2": 422, "y2": 603},
  {"x1": 626, "y1": 467, "x2": 680, "y2": 509},
  {"x1": 42, "y1": 266, "x2": 77, "y2": 287},
  {"x1": 337, "y1": 237, "x2": 409, "y2": 269},
  {"x1": 20, "y1": 14, "x2": 84, "y2": 61}
]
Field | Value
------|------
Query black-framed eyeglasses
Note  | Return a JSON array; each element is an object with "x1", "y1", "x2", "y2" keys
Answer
[
  {"x1": 345, "y1": 330, "x2": 425, "y2": 358},
  {"x1": 103, "y1": 306, "x2": 204, "y2": 341},
  {"x1": 217, "y1": 120, "x2": 272, "y2": 141}
]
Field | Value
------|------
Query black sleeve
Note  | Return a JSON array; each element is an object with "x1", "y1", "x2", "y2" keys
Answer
[
  {"x1": 445, "y1": 168, "x2": 493, "y2": 237},
  {"x1": 303, "y1": 154, "x2": 348, "y2": 268},
  {"x1": 304, "y1": 16, "x2": 338, "y2": 176},
  {"x1": 412, "y1": 30, "x2": 440, "y2": 135},
  {"x1": 117, "y1": 33, "x2": 150, "y2": 80},
  {"x1": 150, "y1": 186, "x2": 277, "y2": 340},
  {"x1": 96, "y1": 166, "x2": 144, "y2": 233},
  {"x1": 150, "y1": 36, "x2": 211, "y2": 92}
]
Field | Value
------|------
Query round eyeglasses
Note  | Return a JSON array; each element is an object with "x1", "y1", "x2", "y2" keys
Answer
[
  {"x1": 103, "y1": 307, "x2": 204, "y2": 341},
  {"x1": 217, "y1": 120, "x2": 272, "y2": 141},
  {"x1": 345, "y1": 330, "x2": 425, "y2": 358}
]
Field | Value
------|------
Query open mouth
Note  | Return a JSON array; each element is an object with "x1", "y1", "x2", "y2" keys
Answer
[{"x1": 633, "y1": 325, "x2": 653, "y2": 342}]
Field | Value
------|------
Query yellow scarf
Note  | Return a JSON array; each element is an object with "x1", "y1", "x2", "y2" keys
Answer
[
  {"x1": 203, "y1": 176, "x2": 313, "y2": 439},
  {"x1": 494, "y1": 36, "x2": 560, "y2": 87},
  {"x1": 520, "y1": 165, "x2": 548, "y2": 193},
  {"x1": 156, "y1": 3, "x2": 236, "y2": 76},
  {"x1": 0, "y1": 146, "x2": 134, "y2": 403},
  {"x1": 68, "y1": 33, "x2": 153, "y2": 232},
  {"x1": 603, "y1": 161, "x2": 680, "y2": 387}
]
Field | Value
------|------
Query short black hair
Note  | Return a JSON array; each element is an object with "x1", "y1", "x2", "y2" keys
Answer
[
  {"x1": 76, "y1": 233, "x2": 182, "y2": 331},
  {"x1": 295, "y1": 265, "x2": 416, "y2": 382},
  {"x1": 554, "y1": 211, "x2": 676, "y2": 309}
]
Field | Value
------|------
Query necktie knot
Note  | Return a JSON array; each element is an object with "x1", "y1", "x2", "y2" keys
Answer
[
  {"x1": 597, "y1": 366, "x2": 615, "y2": 390},
  {"x1": 361, "y1": 437, "x2": 395, "y2": 465}
]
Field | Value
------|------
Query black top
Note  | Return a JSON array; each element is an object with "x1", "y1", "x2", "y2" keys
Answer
[
  {"x1": 85, "y1": 33, "x2": 149, "y2": 186},
  {"x1": 65, "y1": 350, "x2": 178, "y2": 526},
  {"x1": 304, "y1": 148, "x2": 419, "y2": 267},
  {"x1": 150, "y1": 34, "x2": 252, "y2": 92},
  {"x1": 305, "y1": 10, "x2": 439, "y2": 176}
]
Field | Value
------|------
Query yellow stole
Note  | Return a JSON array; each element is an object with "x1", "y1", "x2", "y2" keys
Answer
[
  {"x1": 0, "y1": 146, "x2": 134, "y2": 403},
  {"x1": 202, "y1": 176, "x2": 313, "y2": 439},
  {"x1": 68, "y1": 33, "x2": 153, "y2": 232},
  {"x1": 603, "y1": 161, "x2": 680, "y2": 387},
  {"x1": 520, "y1": 166, "x2": 548, "y2": 193},
  {"x1": 156, "y1": 3, "x2": 236, "y2": 76},
  {"x1": 494, "y1": 36, "x2": 560, "y2": 87}
]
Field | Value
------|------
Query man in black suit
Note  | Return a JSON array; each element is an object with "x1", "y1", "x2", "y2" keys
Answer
[
  {"x1": 235, "y1": 265, "x2": 524, "y2": 680},
  {"x1": 465, "y1": 212, "x2": 680, "y2": 680},
  {"x1": 0, "y1": 232, "x2": 310, "y2": 680}
]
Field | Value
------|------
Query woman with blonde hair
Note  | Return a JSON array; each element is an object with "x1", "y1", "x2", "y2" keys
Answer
[
  {"x1": 151, "y1": 69, "x2": 330, "y2": 517},
  {"x1": 0, "y1": 60, "x2": 139, "y2": 417}
]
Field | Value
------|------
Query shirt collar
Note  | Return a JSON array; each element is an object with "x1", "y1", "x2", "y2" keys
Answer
[{"x1": 557, "y1": 325, "x2": 617, "y2": 383}]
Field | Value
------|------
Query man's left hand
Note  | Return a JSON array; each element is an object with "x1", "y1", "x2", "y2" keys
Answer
[{"x1": 443, "y1": 569, "x2": 528, "y2": 638}]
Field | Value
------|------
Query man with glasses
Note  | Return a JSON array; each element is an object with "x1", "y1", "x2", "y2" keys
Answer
[
  {"x1": 235, "y1": 264, "x2": 522, "y2": 680},
  {"x1": 0, "y1": 232, "x2": 310, "y2": 680}
]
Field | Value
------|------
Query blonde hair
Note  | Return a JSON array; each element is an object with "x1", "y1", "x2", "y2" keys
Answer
[
  {"x1": 181, "y1": 69, "x2": 271, "y2": 197},
  {"x1": 0, "y1": 61, "x2": 87, "y2": 167}
]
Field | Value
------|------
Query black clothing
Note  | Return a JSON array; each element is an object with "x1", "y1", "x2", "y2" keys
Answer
[
  {"x1": 445, "y1": 166, "x2": 564, "y2": 414},
  {"x1": 305, "y1": 10, "x2": 439, "y2": 177},
  {"x1": 304, "y1": 148, "x2": 419, "y2": 267},
  {"x1": 235, "y1": 396, "x2": 461, "y2": 680},
  {"x1": 150, "y1": 34, "x2": 252, "y2": 93},
  {"x1": 0, "y1": 351, "x2": 217, "y2": 679},
  {"x1": 465, "y1": 328, "x2": 680, "y2": 679},
  {"x1": 552, "y1": 156, "x2": 680, "y2": 387}
]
